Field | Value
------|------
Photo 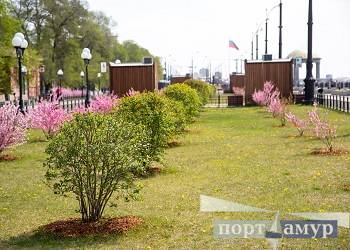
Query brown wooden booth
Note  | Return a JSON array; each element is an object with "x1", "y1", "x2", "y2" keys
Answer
[{"x1": 109, "y1": 62, "x2": 158, "y2": 96}]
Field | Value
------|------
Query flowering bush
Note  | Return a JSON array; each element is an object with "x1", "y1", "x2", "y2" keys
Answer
[
  {"x1": 125, "y1": 88, "x2": 140, "y2": 97},
  {"x1": 52, "y1": 87, "x2": 85, "y2": 99},
  {"x1": 252, "y1": 81, "x2": 275, "y2": 106},
  {"x1": 267, "y1": 90, "x2": 288, "y2": 126},
  {"x1": 232, "y1": 87, "x2": 245, "y2": 96},
  {"x1": 0, "y1": 103, "x2": 27, "y2": 154},
  {"x1": 252, "y1": 90, "x2": 266, "y2": 106},
  {"x1": 90, "y1": 94, "x2": 119, "y2": 113},
  {"x1": 308, "y1": 103, "x2": 337, "y2": 152},
  {"x1": 285, "y1": 112, "x2": 307, "y2": 136},
  {"x1": 28, "y1": 101, "x2": 70, "y2": 139}
]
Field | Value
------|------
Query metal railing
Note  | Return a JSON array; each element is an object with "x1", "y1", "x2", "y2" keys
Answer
[
  {"x1": 0, "y1": 97, "x2": 85, "y2": 112},
  {"x1": 205, "y1": 95, "x2": 229, "y2": 108},
  {"x1": 316, "y1": 94, "x2": 350, "y2": 113}
]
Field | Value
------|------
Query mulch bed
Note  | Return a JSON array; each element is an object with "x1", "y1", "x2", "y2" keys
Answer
[
  {"x1": 167, "y1": 140, "x2": 181, "y2": 148},
  {"x1": 311, "y1": 148, "x2": 348, "y2": 156},
  {"x1": 342, "y1": 184, "x2": 350, "y2": 192},
  {"x1": 0, "y1": 154, "x2": 18, "y2": 162},
  {"x1": 40, "y1": 216, "x2": 143, "y2": 238}
]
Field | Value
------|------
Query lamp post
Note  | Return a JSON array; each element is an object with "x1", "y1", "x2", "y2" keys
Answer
[
  {"x1": 97, "y1": 72, "x2": 101, "y2": 95},
  {"x1": 304, "y1": 0, "x2": 315, "y2": 104},
  {"x1": 57, "y1": 69, "x2": 63, "y2": 99},
  {"x1": 21, "y1": 66, "x2": 28, "y2": 101},
  {"x1": 12, "y1": 32, "x2": 28, "y2": 114},
  {"x1": 265, "y1": 9, "x2": 268, "y2": 55},
  {"x1": 39, "y1": 65, "x2": 45, "y2": 100},
  {"x1": 80, "y1": 71, "x2": 84, "y2": 97},
  {"x1": 81, "y1": 48, "x2": 92, "y2": 107},
  {"x1": 279, "y1": 0, "x2": 283, "y2": 59}
]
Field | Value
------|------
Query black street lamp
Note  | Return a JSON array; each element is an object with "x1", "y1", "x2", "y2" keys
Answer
[
  {"x1": 12, "y1": 32, "x2": 28, "y2": 114},
  {"x1": 39, "y1": 65, "x2": 45, "y2": 100},
  {"x1": 81, "y1": 48, "x2": 92, "y2": 107},
  {"x1": 21, "y1": 66, "x2": 28, "y2": 101},
  {"x1": 304, "y1": 0, "x2": 315, "y2": 104},
  {"x1": 57, "y1": 69, "x2": 63, "y2": 99},
  {"x1": 80, "y1": 71, "x2": 85, "y2": 97},
  {"x1": 97, "y1": 72, "x2": 101, "y2": 95},
  {"x1": 279, "y1": 0, "x2": 283, "y2": 59}
]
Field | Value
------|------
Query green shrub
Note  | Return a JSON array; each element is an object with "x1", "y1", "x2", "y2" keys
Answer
[
  {"x1": 183, "y1": 79, "x2": 214, "y2": 105},
  {"x1": 163, "y1": 97, "x2": 187, "y2": 136},
  {"x1": 164, "y1": 83, "x2": 201, "y2": 122},
  {"x1": 115, "y1": 92, "x2": 185, "y2": 166},
  {"x1": 44, "y1": 113, "x2": 148, "y2": 222}
]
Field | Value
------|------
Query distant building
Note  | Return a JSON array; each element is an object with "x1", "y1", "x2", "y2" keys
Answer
[{"x1": 199, "y1": 68, "x2": 209, "y2": 78}]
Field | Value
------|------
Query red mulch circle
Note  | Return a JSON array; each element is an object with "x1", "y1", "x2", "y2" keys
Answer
[
  {"x1": 0, "y1": 154, "x2": 18, "y2": 162},
  {"x1": 311, "y1": 148, "x2": 348, "y2": 156},
  {"x1": 40, "y1": 216, "x2": 143, "y2": 237}
]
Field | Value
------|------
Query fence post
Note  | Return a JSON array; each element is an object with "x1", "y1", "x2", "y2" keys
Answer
[
  {"x1": 347, "y1": 97, "x2": 349, "y2": 113},
  {"x1": 218, "y1": 94, "x2": 220, "y2": 108}
]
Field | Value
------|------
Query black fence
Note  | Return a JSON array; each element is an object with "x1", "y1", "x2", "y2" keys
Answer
[
  {"x1": 205, "y1": 94, "x2": 244, "y2": 108},
  {"x1": 316, "y1": 94, "x2": 350, "y2": 113},
  {"x1": 0, "y1": 97, "x2": 85, "y2": 112}
]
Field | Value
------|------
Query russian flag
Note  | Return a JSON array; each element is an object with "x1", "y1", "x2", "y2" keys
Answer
[{"x1": 229, "y1": 40, "x2": 239, "y2": 50}]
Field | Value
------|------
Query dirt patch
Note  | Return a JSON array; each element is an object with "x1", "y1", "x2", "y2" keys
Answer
[
  {"x1": 0, "y1": 154, "x2": 18, "y2": 162},
  {"x1": 311, "y1": 148, "x2": 348, "y2": 156},
  {"x1": 40, "y1": 216, "x2": 143, "y2": 238}
]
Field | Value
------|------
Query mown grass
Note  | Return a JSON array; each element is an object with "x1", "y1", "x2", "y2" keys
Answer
[{"x1": 0, "y1": 106, "x2": 349, "y2": 249}]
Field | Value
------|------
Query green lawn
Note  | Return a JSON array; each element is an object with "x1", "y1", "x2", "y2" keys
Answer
[{"x1": 1, "y1": 106, "x2": 350, "y2": 249}]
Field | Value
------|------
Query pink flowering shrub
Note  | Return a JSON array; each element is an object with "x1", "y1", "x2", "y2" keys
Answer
[
  {"x1": 90, "y1": 94, "x2": 119, "y2": 113},
  {"x1": 252, "y1": 90, "x2": 267, "y2": 106},
  {"x1": 52, "y1": 87, "x2": 85, "y2": 99},
  {"x1": 28, "y1": 101, "x2": 71, "y2": 139},
  {"x1": 268, "y1": 90, "x2": 288, "y2": 126},
  {"x1": 285, "y1": 112, "x2": 307, "y2": 136},
  {"x1": 125, "y1": 88, "x2": 140, "y2": 97},
  {"x1": 72, "y1": 94, "x2": 118, "y2": 114},
  {"x1": 0, "y1": 103, "x2": 27, "y2": 154},
  {"x1": 252, "y1": 81, "x2": 275, "y2": 106},
  {"x1": 232, "y1": 87, "x2": 245, "y2": 96},
  {"x1": 308, "y1": 103, "x2": 337, "y2": 152}
]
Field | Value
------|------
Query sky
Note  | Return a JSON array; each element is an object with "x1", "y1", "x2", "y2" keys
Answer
[{"x1": 87, "y1": 0, "x2": 350, "y2": 79}]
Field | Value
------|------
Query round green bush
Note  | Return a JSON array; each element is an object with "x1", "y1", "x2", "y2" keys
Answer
[
  {"x1": 164, "y1": 83, "x2": 201, "y2": 122},
  {"x1": 183, "y1": 79, "x2": 215, "y2": 105},
  {"x1": 44, "y1": 113, "x2": 147, "y2": 222},
  {"x1": 115, "y1": 92, "x2": 186, "y2": 165}
]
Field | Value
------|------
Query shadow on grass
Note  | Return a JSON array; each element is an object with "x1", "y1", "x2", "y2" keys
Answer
[
  {"x1": 0, "y1": 231, "x2": 119, "y2": 249},
  {"x1": 28, "y1": 138, "x2": 48, "y2": 144}
]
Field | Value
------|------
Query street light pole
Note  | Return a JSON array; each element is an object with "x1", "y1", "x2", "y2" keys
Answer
[
  {"x1": 251, "y1": 33, "x2": 254, "y2": 60},
  {"x1": 279, "y1": 0, "x2": 283, "y2": 59},
  {"x1": 81, "y1": 48, "x2": 92, "y2": 107},
  {"x1": 97, "y1": 72, "x2": 101, "y2": 95},
  {"x1": 57, "y1": 69, "x2": 63, "y2": 99},
  {"x1": 304, "y1": 0, "x2": 315, "y2": 104},
  {"x1": 265, "y1": 12, "x2": 268, "y2": 55},
  {"x1": 12, "y1": 32, "x2": 28, "y2": 114},
  {"x1": 80, "y1": 71, "x2": 84, "y2": 97},
  {"x1": 256, "y1": 33, "x2": 259, "y2": 60}
]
